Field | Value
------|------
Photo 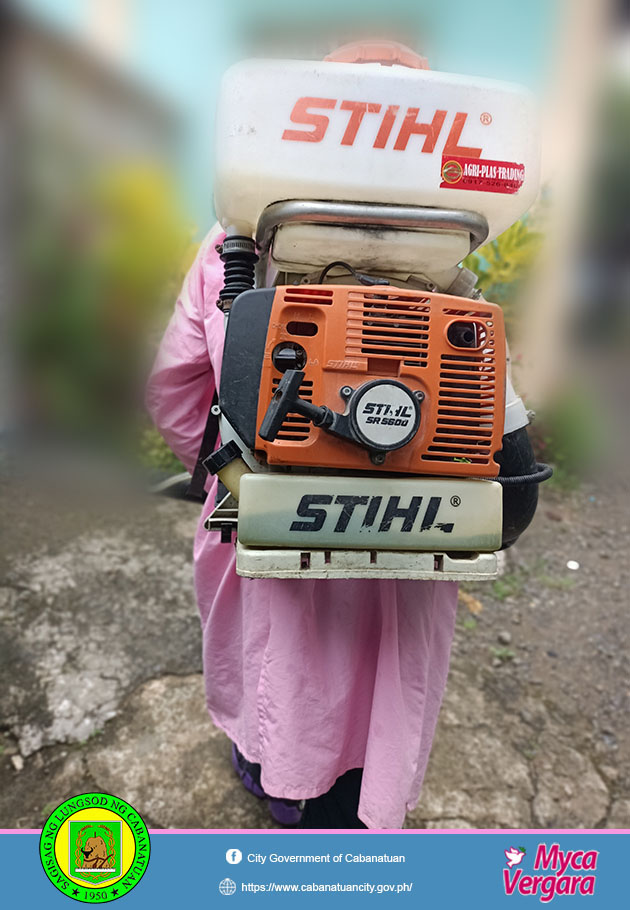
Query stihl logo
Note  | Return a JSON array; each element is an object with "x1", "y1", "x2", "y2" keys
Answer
[
  {"x1": 290, "y1": 494, "x2": 454, "y2": 534},
  {"x1": 362, "y1": 401, "x2": 413, "y2": 427},
  {"x1": 282, "y1": 97, "x2": 483, "y2": 156}
]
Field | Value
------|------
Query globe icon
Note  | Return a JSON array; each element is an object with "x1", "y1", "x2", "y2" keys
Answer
[{"x1": 219, "y1": 878, "x2": 237, "y2": 896}]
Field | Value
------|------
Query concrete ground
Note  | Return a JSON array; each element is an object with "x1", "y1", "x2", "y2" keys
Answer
[{"x1": 1, "y1": 465, "x2": 628, "y2": 829}]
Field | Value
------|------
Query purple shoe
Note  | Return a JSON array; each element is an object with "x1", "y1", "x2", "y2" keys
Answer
[
  {"x1": 267, "y1": 797, "x2": 303, "y2": 827},
  {"x1": 231, "y1": 744, "x2": 303, "y2": 826},
  {"x1": 231, "y1": 743, "x2": 266, "y2": 799}
]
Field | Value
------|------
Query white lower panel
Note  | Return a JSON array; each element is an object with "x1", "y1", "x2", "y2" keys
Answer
[
  {"x1": 236, "y1": 542, "x2": 498, "y2": 581},
  {"x1": 237, "y1": 474, "x2": 502, "y2": 552}
]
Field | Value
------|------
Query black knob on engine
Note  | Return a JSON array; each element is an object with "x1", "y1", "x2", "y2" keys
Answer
[{"x1": 272, "y1": 343, "x2": 307, "y2": 372}]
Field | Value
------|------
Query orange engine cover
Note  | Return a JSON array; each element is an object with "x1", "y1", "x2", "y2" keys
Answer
[{"x1": 255, "y1": 285, "x2": 506, "y2": 477}]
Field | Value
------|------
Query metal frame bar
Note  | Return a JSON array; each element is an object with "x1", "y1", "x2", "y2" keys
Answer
[
  {"x1": 204, "y1": 492, "x2": 239, "y2": 533},
  {"x1": 255, "y1": 200, "x2": 489, "y2": 257}
]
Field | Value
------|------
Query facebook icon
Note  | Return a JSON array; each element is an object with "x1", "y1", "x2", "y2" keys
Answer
[{"x1": 226, "y1": 848, "x2": 243, "y2": 865}]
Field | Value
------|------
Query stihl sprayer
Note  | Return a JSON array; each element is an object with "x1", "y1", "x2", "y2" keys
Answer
[{"x1": 204, "y1": 40, "x2": 551, "y2": 580}]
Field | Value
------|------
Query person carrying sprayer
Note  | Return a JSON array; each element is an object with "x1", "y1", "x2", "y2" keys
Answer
[{"x1": 147, "y1": 40, "x2": 549, "y2": 828}]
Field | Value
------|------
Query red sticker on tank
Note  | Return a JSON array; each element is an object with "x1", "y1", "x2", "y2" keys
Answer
[{"x1": 440, "y1": 156, "x2": 525, "y2": 194}]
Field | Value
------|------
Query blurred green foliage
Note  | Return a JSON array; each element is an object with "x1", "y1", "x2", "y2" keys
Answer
[
  {"x1": 19, "y1": 166, "x2": 197, "y2": 458},
  {"x1": 463, "y1": 217, "x2": 543, "y2": 338},
  {"x1": 139, "y1": 427, "x2": 184, "y2": 474},
  {"x1": 527, "y1": 390, "x2": 603, "y2": 490}
]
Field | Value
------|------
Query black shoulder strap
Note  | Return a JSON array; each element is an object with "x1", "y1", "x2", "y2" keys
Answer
[{"x1": 186, "y1": 390, "x2": 219, "y2": 503}]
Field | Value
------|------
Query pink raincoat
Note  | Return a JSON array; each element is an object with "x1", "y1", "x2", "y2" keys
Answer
[{"x1": 147, "y1": 226, "x2": 458, "y2": 828}]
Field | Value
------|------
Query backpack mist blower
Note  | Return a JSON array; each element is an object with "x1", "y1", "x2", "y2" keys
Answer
[{"x1": 203, "y1": 40, "x2": 551, "y2": 580}]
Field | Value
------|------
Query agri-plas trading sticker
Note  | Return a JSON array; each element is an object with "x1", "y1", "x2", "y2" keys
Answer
[{"x1": 441, "y1": 156, "x2": 525, "y2": 194}]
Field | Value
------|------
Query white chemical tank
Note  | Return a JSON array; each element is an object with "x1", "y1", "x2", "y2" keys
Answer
[{"x1": 213, "y1": 54, "x2": 540, "y2": 247}]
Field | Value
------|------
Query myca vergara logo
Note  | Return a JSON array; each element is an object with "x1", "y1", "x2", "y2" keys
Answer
[
  {"x1": 39, "y1": 793, "x2": 150, "y2": 903},
  {"x1": 503, "y1": 842, "x2": 598, "y2": 903}
]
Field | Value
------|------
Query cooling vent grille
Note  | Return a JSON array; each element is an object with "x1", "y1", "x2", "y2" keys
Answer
[
  {"x1": 422, "y1": 314, "x2": 498, "y2": 467},
  {"x1": 282, "y1": 287, "x2": 334, "y2": 305},
  {"x1": 345, "y1": 292, "x2": 430, "y2": 367},
  {"x1": 271, "y1": 376, "x2": 314, "y2": 441}
]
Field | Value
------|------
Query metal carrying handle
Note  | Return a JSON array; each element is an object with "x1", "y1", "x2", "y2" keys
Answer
[{"x1": 256, "y1": 200, "x2": 489, "y2": 256}]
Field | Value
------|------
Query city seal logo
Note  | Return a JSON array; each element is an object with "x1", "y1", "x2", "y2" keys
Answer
[
  {"x1": 39, "y1": 793, "x2": 150, "y2": 903},
  {"x1": 70, "y1": 820, "x2": 121, "y2": 883}
]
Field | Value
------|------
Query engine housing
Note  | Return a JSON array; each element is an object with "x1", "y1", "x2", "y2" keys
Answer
[{"x1": 220, "y1": 284, "x2": 506, "y2": 477}]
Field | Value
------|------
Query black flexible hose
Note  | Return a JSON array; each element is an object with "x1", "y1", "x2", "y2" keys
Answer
[
  {"x1": 492, "y1": 463, "x2": 553, "y2": 485},
  {"x1": 318, "y1": 260, "x2": 389, "y2": 286},
  {"x1": 217, "y1": 236, "x2": 258, "y2": 309}
]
